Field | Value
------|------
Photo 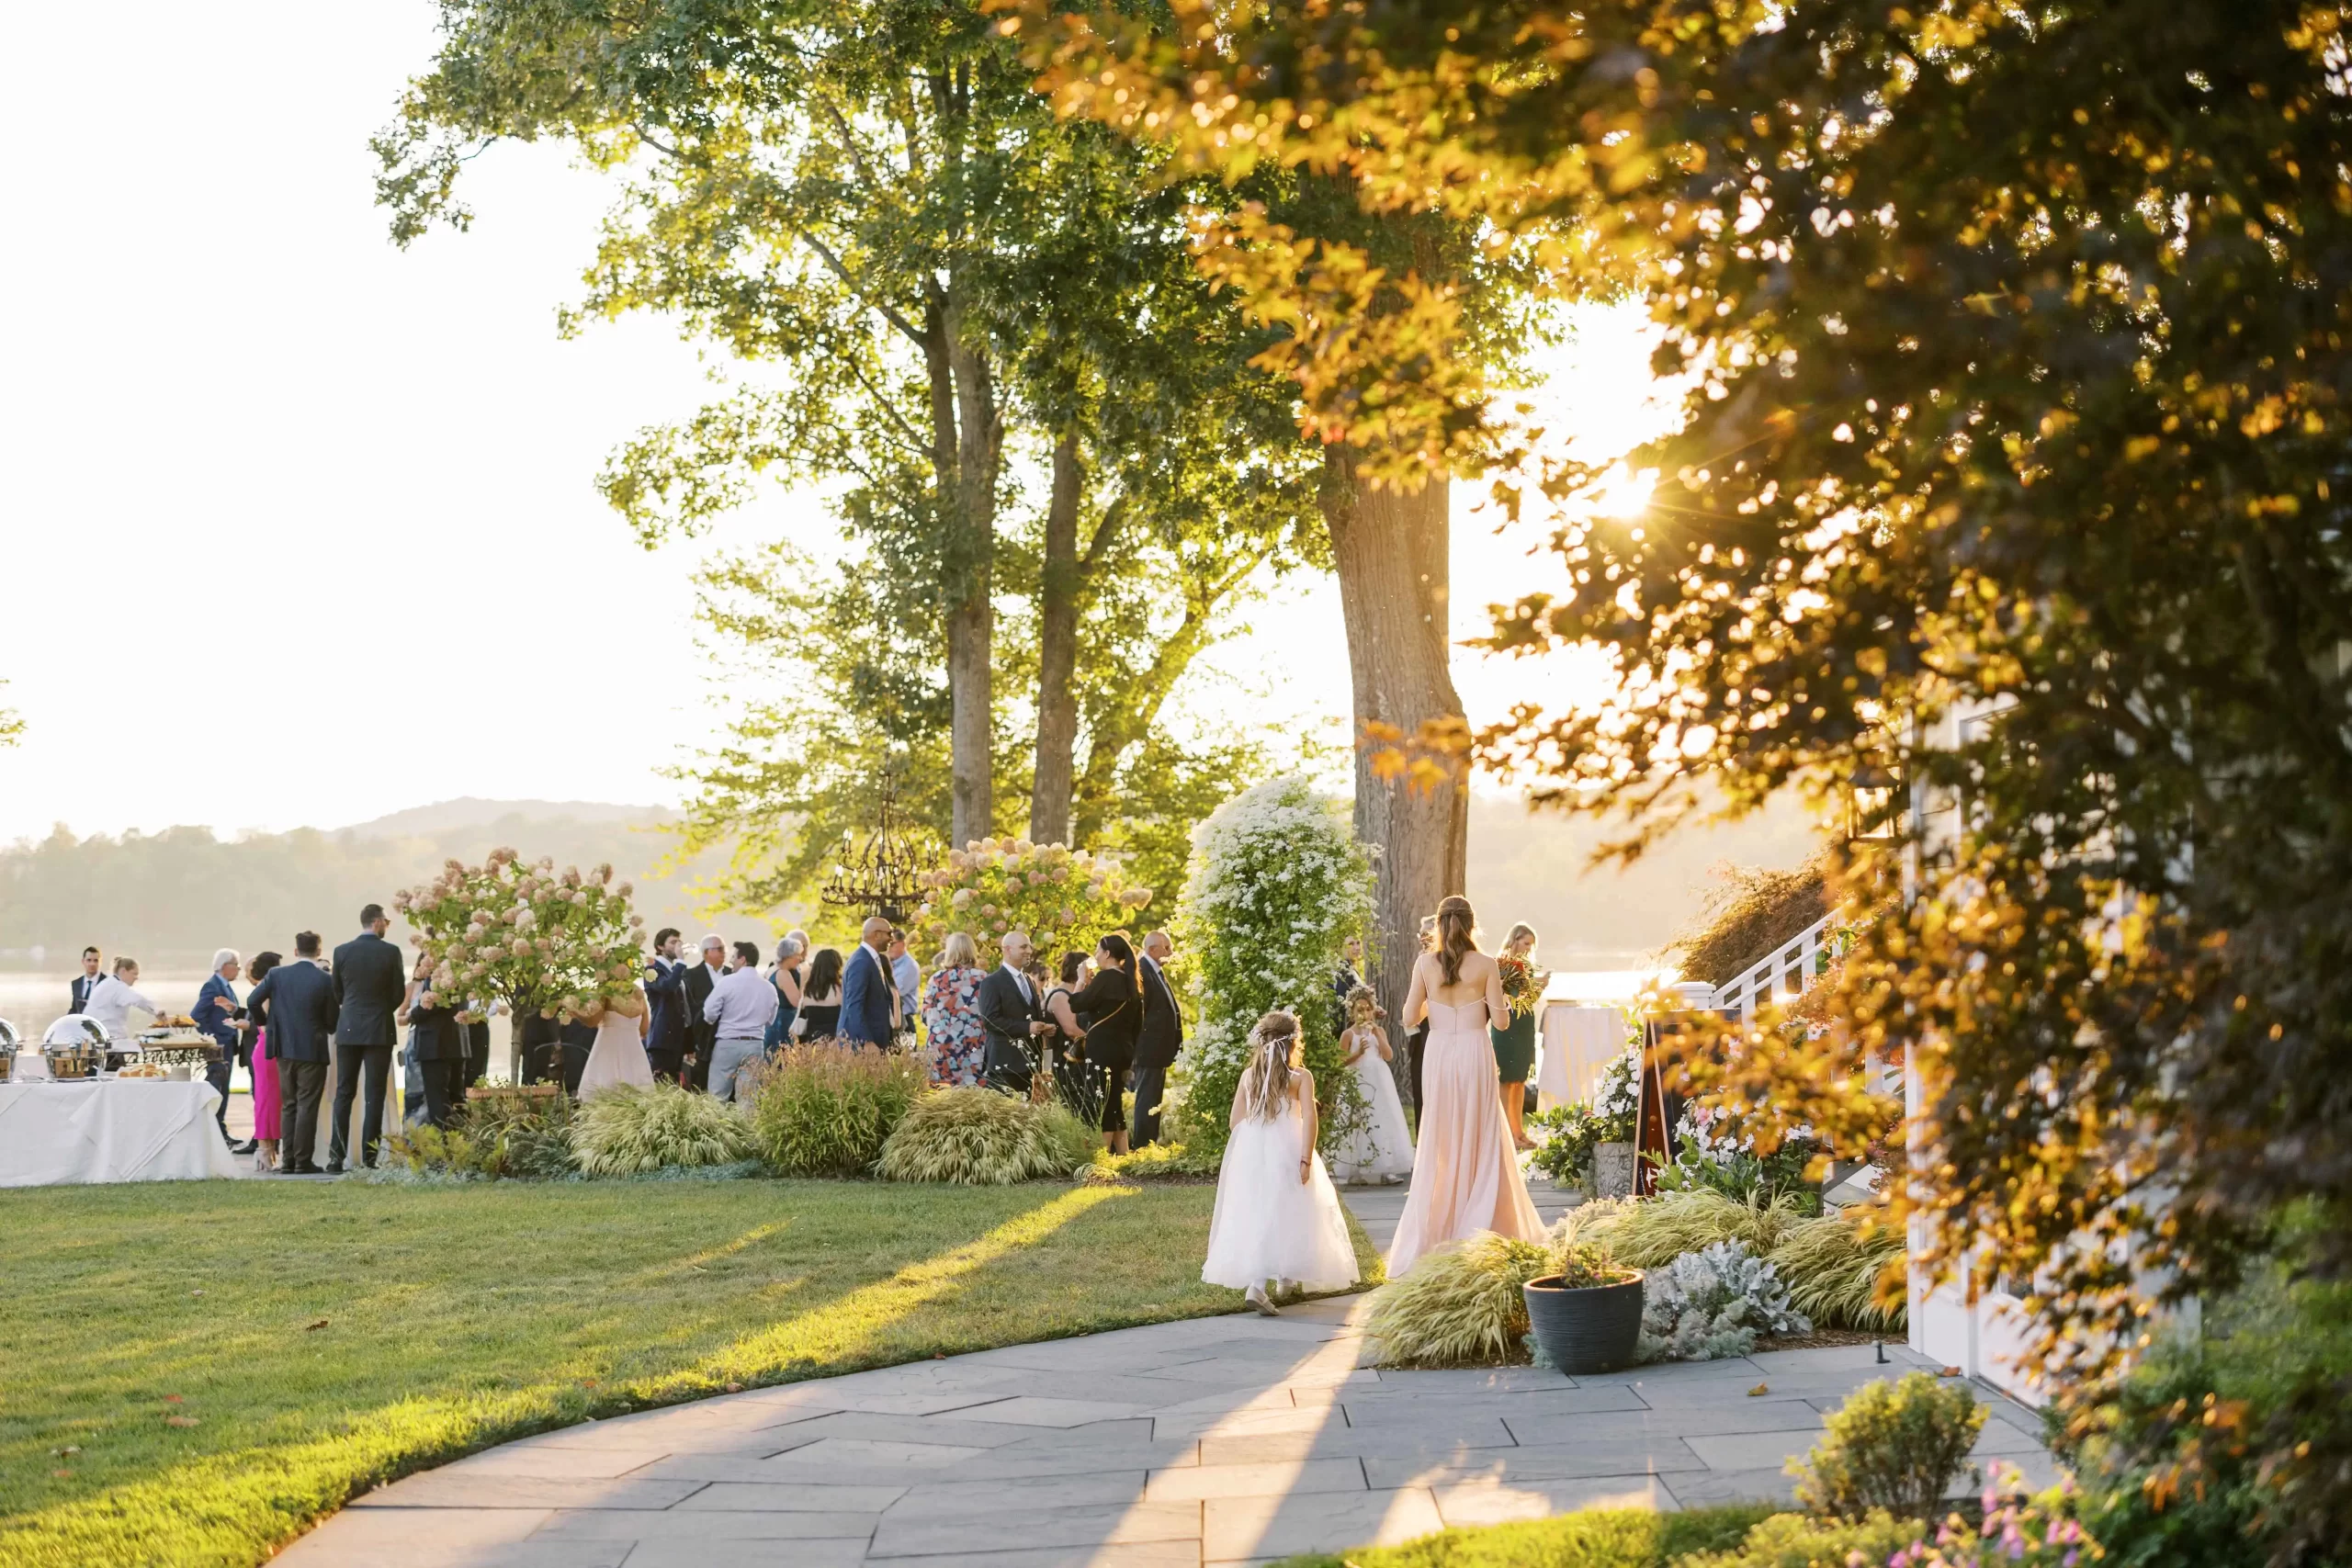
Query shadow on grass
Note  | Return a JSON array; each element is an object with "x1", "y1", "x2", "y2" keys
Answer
[{"x1": 0, "y1": 1179, "x2": 1225, "y2": 1568}]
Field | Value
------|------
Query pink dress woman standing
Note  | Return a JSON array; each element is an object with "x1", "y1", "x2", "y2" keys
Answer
[
  {"x1": 1385, "y1": 897, "x2": 1545, "y2": 1276},
  {"x1": 246, "y1": 950, "x2": 285, "y2": 1171}
]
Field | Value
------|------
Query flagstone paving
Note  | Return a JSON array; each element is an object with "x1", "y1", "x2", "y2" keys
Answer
[{"x1": 277, "y1": 1181, "x2": 2052, "y2": 1568}]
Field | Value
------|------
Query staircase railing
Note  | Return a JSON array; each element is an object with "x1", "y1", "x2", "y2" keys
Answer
[{"x1": 1705, "y1": 914, "x2": 1838, "y2": 1020}]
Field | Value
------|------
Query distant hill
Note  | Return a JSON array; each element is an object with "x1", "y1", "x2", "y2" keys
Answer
[{"x1": 0, "y1": 792, "x2": 1823, "y2": 977}]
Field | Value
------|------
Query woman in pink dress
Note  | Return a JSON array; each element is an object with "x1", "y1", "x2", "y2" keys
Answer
[
  {"x1": 1386, "y1": 897, "x2": 1545, "y2": 1275},
  {"x1": 245, "y1": 950, "x2": 284, "y2": 1172}
]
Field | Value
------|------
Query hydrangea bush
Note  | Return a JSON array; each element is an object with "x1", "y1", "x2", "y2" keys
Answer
[
  {"x1": 1170, "y1": 776, "x2": 1374, "y2": 1161},
  {"x1": 395, "y1": 848, "x2": 645, "y2": 1026},
  {"x1": 910, "y1": 836, "x2": 1151, "y2": 964},
  {"x1": 1639, "y1": 1238, "x2": 1812, "y2": 1360}
]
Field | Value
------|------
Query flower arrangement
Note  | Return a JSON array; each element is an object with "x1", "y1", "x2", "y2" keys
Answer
[
  {"x1": 1497, "y1": 953, "x2": 1547, "y2": 1010},
  {"x1": 1171, "y1": 776, "x2": 1375, "y2": 1161},
  {"x1": 1592, "y1": 1043, "x2": 1642, "y2": 1140},
  {"x1": 910, "y1": 836, "x2": 1151, "y2": 964},
  {"x1": 393, "y1": 849, "x2": 645, "y2": 1026}
]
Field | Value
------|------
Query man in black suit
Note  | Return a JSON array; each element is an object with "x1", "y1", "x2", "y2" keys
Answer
[
  {"x1": 248, "y1": 931, "x2": 339, "y2": 1174},
  {"x1": 642, "y1": 928, "x2": 689, "y2": 1084},
  {"x1": 328, "y1": 903, "x2": 408, "y2": 1172},
  {"x1": 1130, "y1": 930, "x2": 1185, "y2": 1147},
  {"x1": 681, "y1": 933, "x2": 726, "y2": 1091},
  {"x1": 978, "y1": 930, "x2": 1051, "y2": 1090},
  {"x1": 69, "y1": 945, "x2": 102, "y2": 1014}
]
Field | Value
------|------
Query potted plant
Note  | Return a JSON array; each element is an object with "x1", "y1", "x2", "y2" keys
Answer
[
  {"x1": 1589, "y1": 1044, "x2": 1641, "y2": 1198},
  {"x1": 1523, "y1": 1244, "x2": 1645, "y2": 1373},
  {"x1": 1527, "y1": 1101, "x2": 1607, "y2": 1196}
]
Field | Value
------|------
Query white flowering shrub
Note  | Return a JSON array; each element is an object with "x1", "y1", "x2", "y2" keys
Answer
[
  {"x1": 1592, "y1": 1042, "x2": 1642, "y2": 1141},
  {"x1": 1638, "y1": 1238, "x2": 1813, "y2": 1361},
  {"x1": 395, "y1": 849, "x2": 645, "y2": 1026},
  {"x1": 910, "y1": 836, "x2": 1150, "y2": 965},
  {"x1": 1170, "y1": 776, "x2": 1374, "y2": 1161}
]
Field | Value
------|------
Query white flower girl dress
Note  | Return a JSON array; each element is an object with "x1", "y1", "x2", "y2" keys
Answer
[
  {"x1": 1330, "y1": 1024, "x2": 1416, "y2": 1183},
  {"x1": 1203, "y1": 1041, "x2": 1360, "y2": 1304}
]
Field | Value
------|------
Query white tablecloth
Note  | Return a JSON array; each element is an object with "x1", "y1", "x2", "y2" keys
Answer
[
  {"x1": 0, "y1": 1080, "x2": 243, "y2": 1186},
  {"x1": 1536, "y1": 1005, "x2": 1630, "y2": 1112}
]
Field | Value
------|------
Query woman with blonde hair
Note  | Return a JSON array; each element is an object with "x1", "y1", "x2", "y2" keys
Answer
[
  {"x1": 1491, "y1": 921, "x2": 1542, "y2": 1150},
  {"x1": 919, "y1": 931, "x2": 989, "y2": 1086},
  {"x1": 1385, "y1": 896, "x2": 1544, "y2": 1275},
  {"x1": 1201, "y1": 1010, "x2": 1359, "y2": 1314}
]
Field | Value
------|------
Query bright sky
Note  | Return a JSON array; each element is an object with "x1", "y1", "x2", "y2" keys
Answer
[{"x1": 0, "y1": 2, "x2": 1678, "y2": 845}]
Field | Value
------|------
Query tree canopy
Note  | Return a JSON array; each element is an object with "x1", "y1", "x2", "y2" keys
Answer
[{"x1": 1021, "y1": 0, "x2": 2352, "y2": 1542}]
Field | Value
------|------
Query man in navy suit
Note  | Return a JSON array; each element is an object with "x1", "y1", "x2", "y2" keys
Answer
[
  {"x1": 192, "y1": 948, "x2": 254, "y2": 1151},
  {"x1": 838, "y1": 916, "x2": 899, "y2": 1047},
  {"x1": 69, "y1": 946, "x2": 103, "y2": 1015},
  {"x1": 247, "y1": 931, "x2": 339, "y2": 1175},
  {"x1": 329, "y1": 904, "x2": 408, "y2": 1172},
  {"x1": 642, "y1": 928, "x2": 689, "y2": 1084}
]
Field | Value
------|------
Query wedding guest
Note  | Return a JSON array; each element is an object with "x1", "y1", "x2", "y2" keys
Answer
[
  {"x1": 1072, "y1": 932, "x2": 1142, "y2": 1155},
  {"x1": 81, "y1": 956, "x2": 159, "y2": 1045},
  {"x1": 69, "y1": 945, "x2": 103, "y2": 1014},
  {"x1": 978, "y1": 931, "x2": 1051, "y2": 1091},
  {"x1": 1331, "y1": 935, "x2": 1364, "y2": 1035},
  {"x1": 328, "y1": 905, "x2": 407, "y2": 1174},
  {"x1": 793, "y1": 947, "x2": 844, "y2": 1041},
  {"x1": 919, "y1": 932, "x2": 988, "y2": 1086},
  {"x1": 1131, "y1": 930, "x2": 1184, "y2": 1148},
  {"x1": 398, "y1": 955, "x2": 469, "y2": 1130},
  {"x1": 243, "y1": 952, "x2": 284, "y2": 1172},
  {"x1": 763, "y1": 936, "x2": 806, "y2": 1055},
  {"x1": 1491, "y1": 922, "x2": 1541, "y2": 1151},
  {"x1": 192, "y1": 948, "x2": 252, "y2": 1150},
  {"x1": 1201, "y1": 1010, "x2": 1359, "y2": 1314},
  {"x1": 1044, "y1": 951, "x2": 1091, "y2": 1109},
  {"x1": 555, "y1": 1010, "x2": 597, "y2": 1096},
  {"x1": 704, "y1": 940, "x2": 780, "y2": 1100},
  {"x1": 838, "y1": 917, "x2": 898, "y2": 1047},
  {"x1": 643, "y1": 928, "x2": 690, "y2": 1084},
  {"x1": 888, "y1": 930, "x2": 921, "y2": 1043},
  {"x1": 682, "y1": 933, "x2": 726, "y2": 1089},
  {"x1": 248, "y1": 932, "x2": 338, "y2": 1175},
  {"x1": 1387, "y1": 896, "x2": 1544, "y2": 1275},
  {"x1": 1407, "y1": 915, "x2": 1437, "y2": 1119}
]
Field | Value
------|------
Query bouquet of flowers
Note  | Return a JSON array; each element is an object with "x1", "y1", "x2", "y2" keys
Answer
[{"x1": 1497, "y1": 953, "x2": 1547, "y2": 1010}]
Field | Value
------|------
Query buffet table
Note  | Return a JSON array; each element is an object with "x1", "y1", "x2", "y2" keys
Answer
[{"x1": 0, "y1": 1079, "x2": 243, "y2": 1186}]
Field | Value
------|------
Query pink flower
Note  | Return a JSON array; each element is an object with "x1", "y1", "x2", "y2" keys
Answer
[{"x1": 616, "y1": 881, "x2": 633, "y2": 897}]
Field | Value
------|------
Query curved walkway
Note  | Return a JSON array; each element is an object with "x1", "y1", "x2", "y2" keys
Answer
[{"x1": 280, "y1": 1184, "x2": 2051, "y2": 1568}]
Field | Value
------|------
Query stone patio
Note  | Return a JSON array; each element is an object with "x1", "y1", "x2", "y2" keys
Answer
[{"x1": 277, "y1": 1182, "x2": 2053, "y2": 1568}]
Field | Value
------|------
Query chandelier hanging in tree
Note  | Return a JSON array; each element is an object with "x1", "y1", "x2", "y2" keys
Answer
[{"x1": 820, "y1": 773, "x2": 926, "y2": 922}]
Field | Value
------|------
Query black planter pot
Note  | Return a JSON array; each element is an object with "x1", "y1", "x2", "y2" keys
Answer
[{"x1": 1523, "y1": 1273, "x2": 1645, "y2": 1374}]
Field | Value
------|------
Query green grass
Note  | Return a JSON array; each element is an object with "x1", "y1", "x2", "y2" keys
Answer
[
  {"x1": 1269, "y1": 1504, "x2": 1776, "y2": 1568},
  {"x1": 0, "y1": 1177, "x2": 1379, "y2": 1567}
]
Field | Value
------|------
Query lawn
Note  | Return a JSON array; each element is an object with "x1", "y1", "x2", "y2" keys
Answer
[{"x1": 0, "y1": 1177, "x2": 1370, "y2": 1568}]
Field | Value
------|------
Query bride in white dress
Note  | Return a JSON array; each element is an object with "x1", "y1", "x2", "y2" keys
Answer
[
  {"x1": 1330, "y1": 985, "x2": 1415, "y2": 1183},
  {"x1": 575, "y1": 987, "x2": 656, "y2": 1100},
  {"x1": 1386, "y1": 896, "x2": 1545, "y2": 1275},
  {"x1": 1202, "y1": 1009, "x2": 1361, "y2": 1314}
]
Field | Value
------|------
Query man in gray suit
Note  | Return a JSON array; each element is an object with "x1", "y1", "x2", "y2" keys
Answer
[{"x1": 328, "y1": 903, "x2": 408, "y2": 1173}]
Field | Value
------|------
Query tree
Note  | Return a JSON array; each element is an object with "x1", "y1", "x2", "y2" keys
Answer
[
  {"x1": 1023, "y1": 0, "x2": 2352, "y2": 1546},
  {"x1": 393, "y1": 850, "x2": 647, "y2": 1027}
]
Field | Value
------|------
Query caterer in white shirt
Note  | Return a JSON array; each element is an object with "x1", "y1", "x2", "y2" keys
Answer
[{"x1": 82, "y1": 957, "x2": 161, "y2": 1045}]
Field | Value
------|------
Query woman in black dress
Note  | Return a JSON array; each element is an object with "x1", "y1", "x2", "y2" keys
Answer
[
  {"x1": 794, "y1": 947, "x2": 845, "y2": 1042},
  {"x1": 1070, "y1": 933, "x2": 1142, "y2": 1154}
]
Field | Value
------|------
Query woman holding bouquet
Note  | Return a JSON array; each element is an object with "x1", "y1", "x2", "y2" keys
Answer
[{"x1": 1491, "y1": 923, "x2": 1544, "y2": 1151}]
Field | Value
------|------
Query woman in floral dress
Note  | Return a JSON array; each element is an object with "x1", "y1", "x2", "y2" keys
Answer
[{"x1": 920, "y1": 931, "x2": 989, "y2": 1086}]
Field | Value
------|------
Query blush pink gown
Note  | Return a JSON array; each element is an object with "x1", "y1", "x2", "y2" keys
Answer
[
  {"x1": 1386, "y1": 997, "x2": 1545, "y2": 1275},
  {"x1": 251, "y1": 1027, "x2": 282, "y2": 1140}
]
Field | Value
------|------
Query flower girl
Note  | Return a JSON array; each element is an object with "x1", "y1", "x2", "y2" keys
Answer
[
  {"x1": 1330, "y1": 985, "x2": 1416, "y2": 1183},
  {"x1": 1202, "y1": 1010, "x2": 1361, "y2": 1314}
]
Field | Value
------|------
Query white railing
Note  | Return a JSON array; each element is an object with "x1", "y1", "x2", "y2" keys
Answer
[{"x1": 1706, "y1": 914, "x2": 1837, "y2": 1020}]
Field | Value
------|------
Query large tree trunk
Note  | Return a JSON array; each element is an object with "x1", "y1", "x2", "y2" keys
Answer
[
  {"x1": 1322, "y1": 445, "x2": 1469, "y2": 1054},
  {"x1": 941, "y1": 275, "x2": 1002, "y2": 849},
  {"x1": 1030, "y1": 432, "x2": 1083, "y2": 845}
]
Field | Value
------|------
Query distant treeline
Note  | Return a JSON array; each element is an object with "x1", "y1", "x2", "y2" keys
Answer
[{"x1": 0, "y1": 809, "x2": 805, "y2": 969}]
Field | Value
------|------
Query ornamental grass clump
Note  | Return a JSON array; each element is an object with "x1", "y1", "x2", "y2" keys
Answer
[
  {"x1": 876, "y1": 1088, "x2": 1098, "y2": 1184},
  {"x1": 1791, "y1": 1371, "x2": 1985, "y2": 1519},
  {"x1": 1672, "y1": 1508, "x2": 1927, "y2": 1568},
  {"x1": 572, "y1": 1084, "x2": 756, "y2": 1176},
  {"x1": 744, "y1": 1043, "x2": 926, "y2": 1177},
  {"x1": 1639, "y1": 1239, "x2": 1811, "y2": 1361},
  {"x1": 1366, "y1": 1234, "x2": 1555, "y2": 1366},
  {"x1": 1769, "y1": 1206, "x2": 1907, "y2": 1332},
  {"x1": 1578, "y1": 1187, "x2": 1808, "y2": 1269}
]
